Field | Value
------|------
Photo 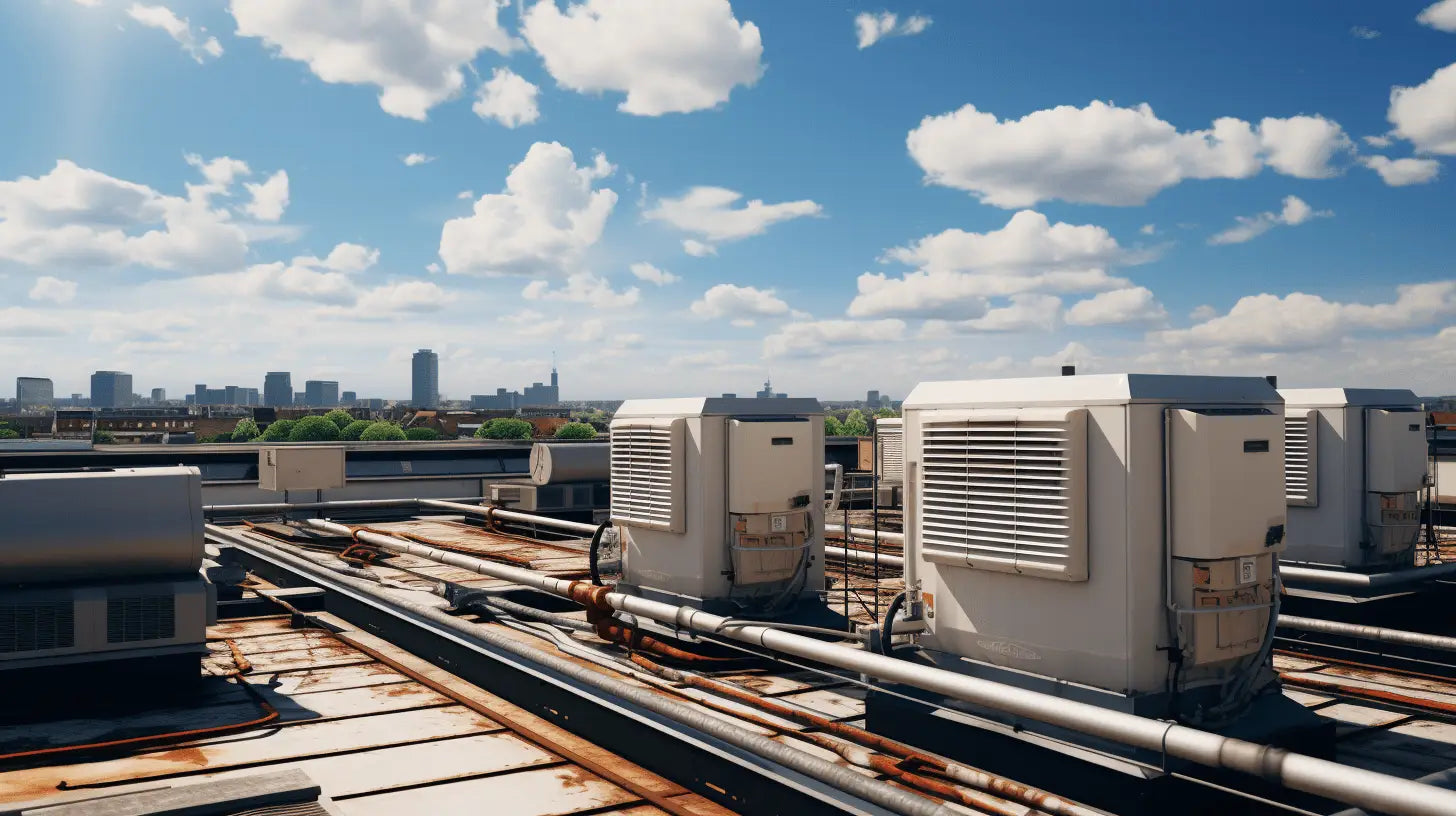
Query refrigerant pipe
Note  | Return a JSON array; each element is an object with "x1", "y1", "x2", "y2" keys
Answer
[
  {"x1": 300, "y1": 517, "x2": 1456, "y2": 816},
  {"x1": 1277, "y1": 614, "x2": 1456, "y2": 654},
  {"x1": 217, "y1": 525, "x2": 954, "y2": 816},
  {"x1": 825, "y1": 523, "x2": 905, "y2": 547},
  {"x1": 1279, "y1": 561, "x2": 1456, "y2": 589}
]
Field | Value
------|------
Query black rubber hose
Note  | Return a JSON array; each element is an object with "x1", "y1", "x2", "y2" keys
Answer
[
  {"x1": 880, "y1": 591, "x2": 907, "y2": 655},
  {"x1": 589, "y1": 519, "x2": 613, "y2": 586}
]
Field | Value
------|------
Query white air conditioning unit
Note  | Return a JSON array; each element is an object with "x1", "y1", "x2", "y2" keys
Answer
[
  {"x1": 610, "y1": 397, "x2": 825, "y2": 614},
  {"x1": 1279, "y1": 388, "x2": 1426, "y2": 569},
  {"x1": 0, "y1": 467, "x2": 209, "y2": 681},
  {"x1": 904, "y1": 374, "x2": 1286, "y2": 722},
  {"x1": 874, "y1": 418, "x2": 905, "y2": 507}
]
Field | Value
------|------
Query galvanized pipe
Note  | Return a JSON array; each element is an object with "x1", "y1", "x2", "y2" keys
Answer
[
  {"x1": 418, "y1": 499, "x2": 601, "y2": 537},
  {"x1": 224, "y1": 525, "x2": 953, "y2": 816},
  {"x1": 305, "y1": 518, "x2": 1456, "y2": 816},
  {"x1": 826, "y1": 545, "x2": 904, "y2": 569},
  {"x1": 1277, "y1": 614, "x2": 1456, "y2": 654},
  {"x1": 203, "y1": 497, "x2": 485, "y2": 515},
  {"x1": 825, "y1": 523, "x2": 905, "y2": 546},
  {"x1": 1279, "y1": 560, "x2": 1456, "y2": 589}
]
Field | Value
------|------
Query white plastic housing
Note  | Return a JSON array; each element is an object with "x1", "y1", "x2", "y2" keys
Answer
[
  {"x1": 259, "y1": 446, "x2": 346, "y2": 492},
  {"x1": 1279, "y1": 388, "x2": 1425, "y2": 568}
]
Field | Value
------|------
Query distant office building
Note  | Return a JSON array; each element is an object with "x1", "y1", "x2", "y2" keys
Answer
[
  {"x1": 471, "y1": 389, "x2": 519, "y2": 410},
  {"x1": 151, "y1": 388, "x2": 166, "y2": 403},
  {"x1": 90, "y1": 371, "x2": 133, "y2": 409},
  {"x1": 264, "y1": 372, "x2": 292, "y2": 407},
  {"x1": 755, "y1": 378, "x2": 786, "y2": 399},
  {"x1": 866, "y1": 390, "x2": 881, "y2": 408},
  {"x1": 363, "y1": 398, "x2": 384, "y2": 411},
  {"x1": 473, "y1": 365, "x2": 559, "y2": 410},
  {"x1": 342, "y1": 390, "x2": 357, "y2": 404},
  {"x1": 16, "y1": 377, "x2": 54, "y2": 413},
  {"x1": 305, "y1": 380, "x2": 339, "y2": 407},
  {"x1": 412, "y1": 349, "x2": 439, "y2": 408}
]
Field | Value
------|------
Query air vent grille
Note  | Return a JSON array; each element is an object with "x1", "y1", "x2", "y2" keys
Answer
[
  {"x1": 877, "y1": 422, "x2": 904, "y2": 483},
  {"x1": 1284, "y1": 411, "x2": 1319, "y2": 507},
  {"x1": 107, "y1": 595, "x2": 175, "y2": 643},
  {"x1": 0, "y1": 601, "x2": 74, "y2": 653},
  {"x1": 610, "y1": 419, "x2": 685, "y2": 532},
  {"x1": 919, "y1": 408, "x2": 1088, "y2": 581}
]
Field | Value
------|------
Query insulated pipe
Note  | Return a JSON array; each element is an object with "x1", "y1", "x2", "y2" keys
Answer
[
  {"x1": 303, "y1": 518, "x2": 1456, "y2": 816},
  {"x1": 1278, "y1": 561, "x2": 1456, "y2": 590},
  {"x1": 1277, "y1": 614, "x2": 1456, "y2": 654},
  {"x1": 418, "y1": 499, "x2": 601, "y2": 537},
  {"x1": 825, "y1": 524, "x2": 905, "y2": 547},
  {"x1": 222, "y1": 526, "x2": 954, "y2": 816},
  {"x1": 826, "y1": 545, "x2": 904, "y2": 569},
  {"x1": 203, "y1": 497, "x2": 486, "y2": 515}
]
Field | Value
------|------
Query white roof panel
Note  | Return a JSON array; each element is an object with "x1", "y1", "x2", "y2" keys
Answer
[{"x1": 906, "y1": 373, "x2": 1280, "y2": 409}]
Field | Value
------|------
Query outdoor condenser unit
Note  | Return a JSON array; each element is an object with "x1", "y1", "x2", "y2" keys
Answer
[
  {"x1": 610, "y1": 397, "x2": 826, "y2": 614},
  {"x1": 1279, "y1": 388, "x2": 1427, "y2": 569},
  {"x1": 0, "y1": 466, "x2": 209, "y2": 679},
  {"x1": 875, "y1": 418, "x2": 904, "y2": 506},
  {"x1": 903, "y1": 374, "x2": 1289, "y2": 726}
]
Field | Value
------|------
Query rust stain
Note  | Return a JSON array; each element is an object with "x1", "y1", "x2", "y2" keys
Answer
[
  {"x1": 556, "y1": 766, "x2": 595, "y2": 792},
  {"x1": 1281, "y1": 672, "x2": 1456, "y2": 715},
  {"x1": 151, "y1": 746, "x2": 211, "y2": 767}
]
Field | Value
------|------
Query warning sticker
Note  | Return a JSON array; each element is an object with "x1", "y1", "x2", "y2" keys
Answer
[{"x1": 1193, "y1": 566, "x2": 1211, "y2": 586}]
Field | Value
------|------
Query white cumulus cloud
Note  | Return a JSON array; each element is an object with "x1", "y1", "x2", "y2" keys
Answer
[
  {"x1": 239, "y1": 242, "x2": 380, "y2": 305},
  {"x1": 0, "y1": 308, "x2": 69, "y2": 337},
  {"x1": 229, "y1": 0, "x2": 518, "y2": 120},
  {"x1": 629, "y1": 262, "x2": 678, "y2": 285},
  {"x1": 403, "y1": 153, "x2": 434, "y2": 166},
  {"x1": 1208, "y1": 195, "x2": 1330, "y2": 245},
  {"x1": 127, "y1": 4, "x2": 223, "y2": 63},
  {"x1": 855, "y1": 11, "x2": 931, "y2": 49},
  {"x1": 242, "y1": 170, "x2": 289, "y2": 222},
  {"x1": 1065, "y1": 286, "x2": 1168, "y2": 327},
  {"x1": 907, "y1": 101, "x2": 1352, "y2": 207},
  {"x1": 1418, "y1": 0, "x2": 1456, "y2": 32},
  {"x1": 439, "y1": 141, "x2": 616, "y2": 277},
  {"x1": 522, "y1": 272, "x2": 640, "y2": 308},
  {"x1": 473, "y1": 67, "x2": 541, "y2": 128},
  {"x1": 848, "y1": 210, "x2": 1134, "y2": 319},
  {"x1": 1388, "y1": 62, "x2": 1456, "y2": 155},
  {"x1": 645, "y1": 186, "x2": 822, "y2": 254},
  {"x1": 521, "y1": 0, "x2": 763, "y2": 116},
  {"x1": 690, "y1": 283, "x2": 791, "y2": 320},
  {"x1": 29, "y1": 276, "x2": 78, "y2": 304},
  {"x1": 1361, "y1": 155, "x2": 1441, "y2": 186},
  {"x1": 763, "y1": 319, "x2": 906, "y2": 358}
]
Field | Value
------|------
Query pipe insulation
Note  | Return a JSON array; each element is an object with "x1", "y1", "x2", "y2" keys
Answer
[
  {"x1": 301, "y1": 518, "x2": 1456, "y2": 816},
  {"x1": 213, "y1": 524, "x2": 955, "y2": 816}
]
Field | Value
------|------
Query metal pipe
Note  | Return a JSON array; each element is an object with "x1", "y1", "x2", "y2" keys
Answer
[
  {"x1": 1330, "y1": 766, "x2": 1456, "y2": 816},
  {"x1": 827, "y1": 545, "x2": 904, "y2": 569},
  {"x1": 1278, "y1": 614, "x2": 1456, "y2": 654},
  {"x1": 203, "y1": 497, "x2": 484, "y2": 515},
  {"x1": 825, "y1": 523, "x2": 905, "y2": 546},
  {"x1": 304, "y1": 518, "x2": 1456, "y2": 816},
  {"x1": 418, "y1": 499, "x2": 601, "y2": 536},
  {"x1": 227, "y1": 525, "x2": 953, "y2": 816},
  {"x1": 1278, "y1": 560, "x2": 1456, "y2": 589}
]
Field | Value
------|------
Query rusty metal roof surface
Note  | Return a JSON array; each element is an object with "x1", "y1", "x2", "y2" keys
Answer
[{"x1": 0, "y1": 615, "x2": 728, "y2": 816}]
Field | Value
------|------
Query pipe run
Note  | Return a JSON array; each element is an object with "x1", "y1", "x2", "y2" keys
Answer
[
  {"x1": 418, "y1": 499, "x2": 601, "y2": 537},
  {"x1": 299, "y1": 518, "x2": 1456, "y2": 816},
  {"x1": 825, "y1": 523, "x2": 905, "y2": 547},
  {"x1": 203, "y1": 496, "x2": 485, "y2": 515},
  {"x1": 827, "y1": 545, "x2": 904, "y2": 570},
  {"x1": 1277, "y1": 614, "x2": 1456, "y2": 654},
  {"x1": 1279, "y1": 560, "x2": 1456, "y2": 590},
  {"x1": 219, "y1": 525, "x2": 954, "y2": 816}
]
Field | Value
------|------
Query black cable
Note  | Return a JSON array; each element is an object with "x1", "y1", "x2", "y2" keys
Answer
[
  {"x1": 879, "y1": 590, "x2": 906, "y2": 656},
  {"x1": 588, "y1": 519, "x2": 613, "y2": 586}
]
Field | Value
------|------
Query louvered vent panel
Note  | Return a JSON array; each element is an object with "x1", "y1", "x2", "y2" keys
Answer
[
  {"x1": 919, "y1": 408, "x2": 1088, "y2": 581},
  {"x1": 611, "y1": 419, "x2": 685, "y2": 532},
  {"x1": 877, "y1": 423, "x2": 905, "y2": 483},
  {"x1": 1284, "y1": 411, "x2": 1319, "y2": 507},
  {"x1": 107, "y1": 595, "x2": 175, "y2": 644},
  {"x1": 0, "y1": 601, "x2": 74, "y2": 653}
]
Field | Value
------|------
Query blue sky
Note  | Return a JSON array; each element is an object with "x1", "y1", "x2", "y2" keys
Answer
[{"x1": 2, "y1": 0, "x2": 1454, "y2": 401}]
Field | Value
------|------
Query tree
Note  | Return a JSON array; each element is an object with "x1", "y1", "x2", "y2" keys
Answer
[
  {"x1": 554, "y1": 422, "x2": 597, "y2": 440},
  {"x1": 340, "y1": 419, "x2": 373, "y2": 441},
  {"x1": 93, "y1": 429, "x2": 117, "y2": 444},
  {"x1": 475, "y1": 418, "x2": 532, "y2": 439},
  {"x1": 842, "y1": 409, "x2": 870, "y2": 437},
  {"x1": 0, "y1": 428, "x2": 19, "y2": 440},
  {"x1": 323, "y1": 409, "x2": 354, "y2": 431},
  {"x1": 289, "y1": 415, "x2": 341, "y2": 442},
  {"x1": 824, "y1": 416, "x2": 846, "y2": 436},
  {"x1": 260, "y1": 419, "x2": 296, "y2": 442},
  {"x1": 232, "y1": 418, "x2": 261, "y2": 443},
  {"x1": 360, "y1": 422, "x2": 407, "y2": 441},
  {"x1": 875, "y1": 407, "x2": 899, "y2": 418},
  {"x1": 405, "y1": 426, "x2": 440, "y2": 441}
]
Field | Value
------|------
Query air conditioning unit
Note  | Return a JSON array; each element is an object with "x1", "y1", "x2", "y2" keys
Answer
[
  {"x1": 1279, "y1": 388, "x2": 1426, "y2": 569},
  {"x1": 610, "y1": 397, "x2": 826, "y2": 615},
  {"x1": 901, "y1": 374, "x2": 1289, "y2": 725},
  {"x1": 0, "y1": 467, "x2": 209, "y2": 684}
]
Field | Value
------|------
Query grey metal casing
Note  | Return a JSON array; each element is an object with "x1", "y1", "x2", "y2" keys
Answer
[
  {"x1": 259, "y1": 446, "x2": 347, "y2": 492},
  {"x1": 1279, "y1": 388, "x2": 1425, "y2": 568},
  {"x1": 905, "y1": 374, "x2": 1285, "y2": 701},
  {"x1": 529, "y1": 442, "x2": 609, "y2": 485},
  {"x1": 0, "y1": 466, "x2": 204, "y2": 584},
  {"x1": 611, "y1": 398, "x2": 825, "y2": 609},
  {"x1": 0, "y1": 578, "x2": 208, "y2": 670}
]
